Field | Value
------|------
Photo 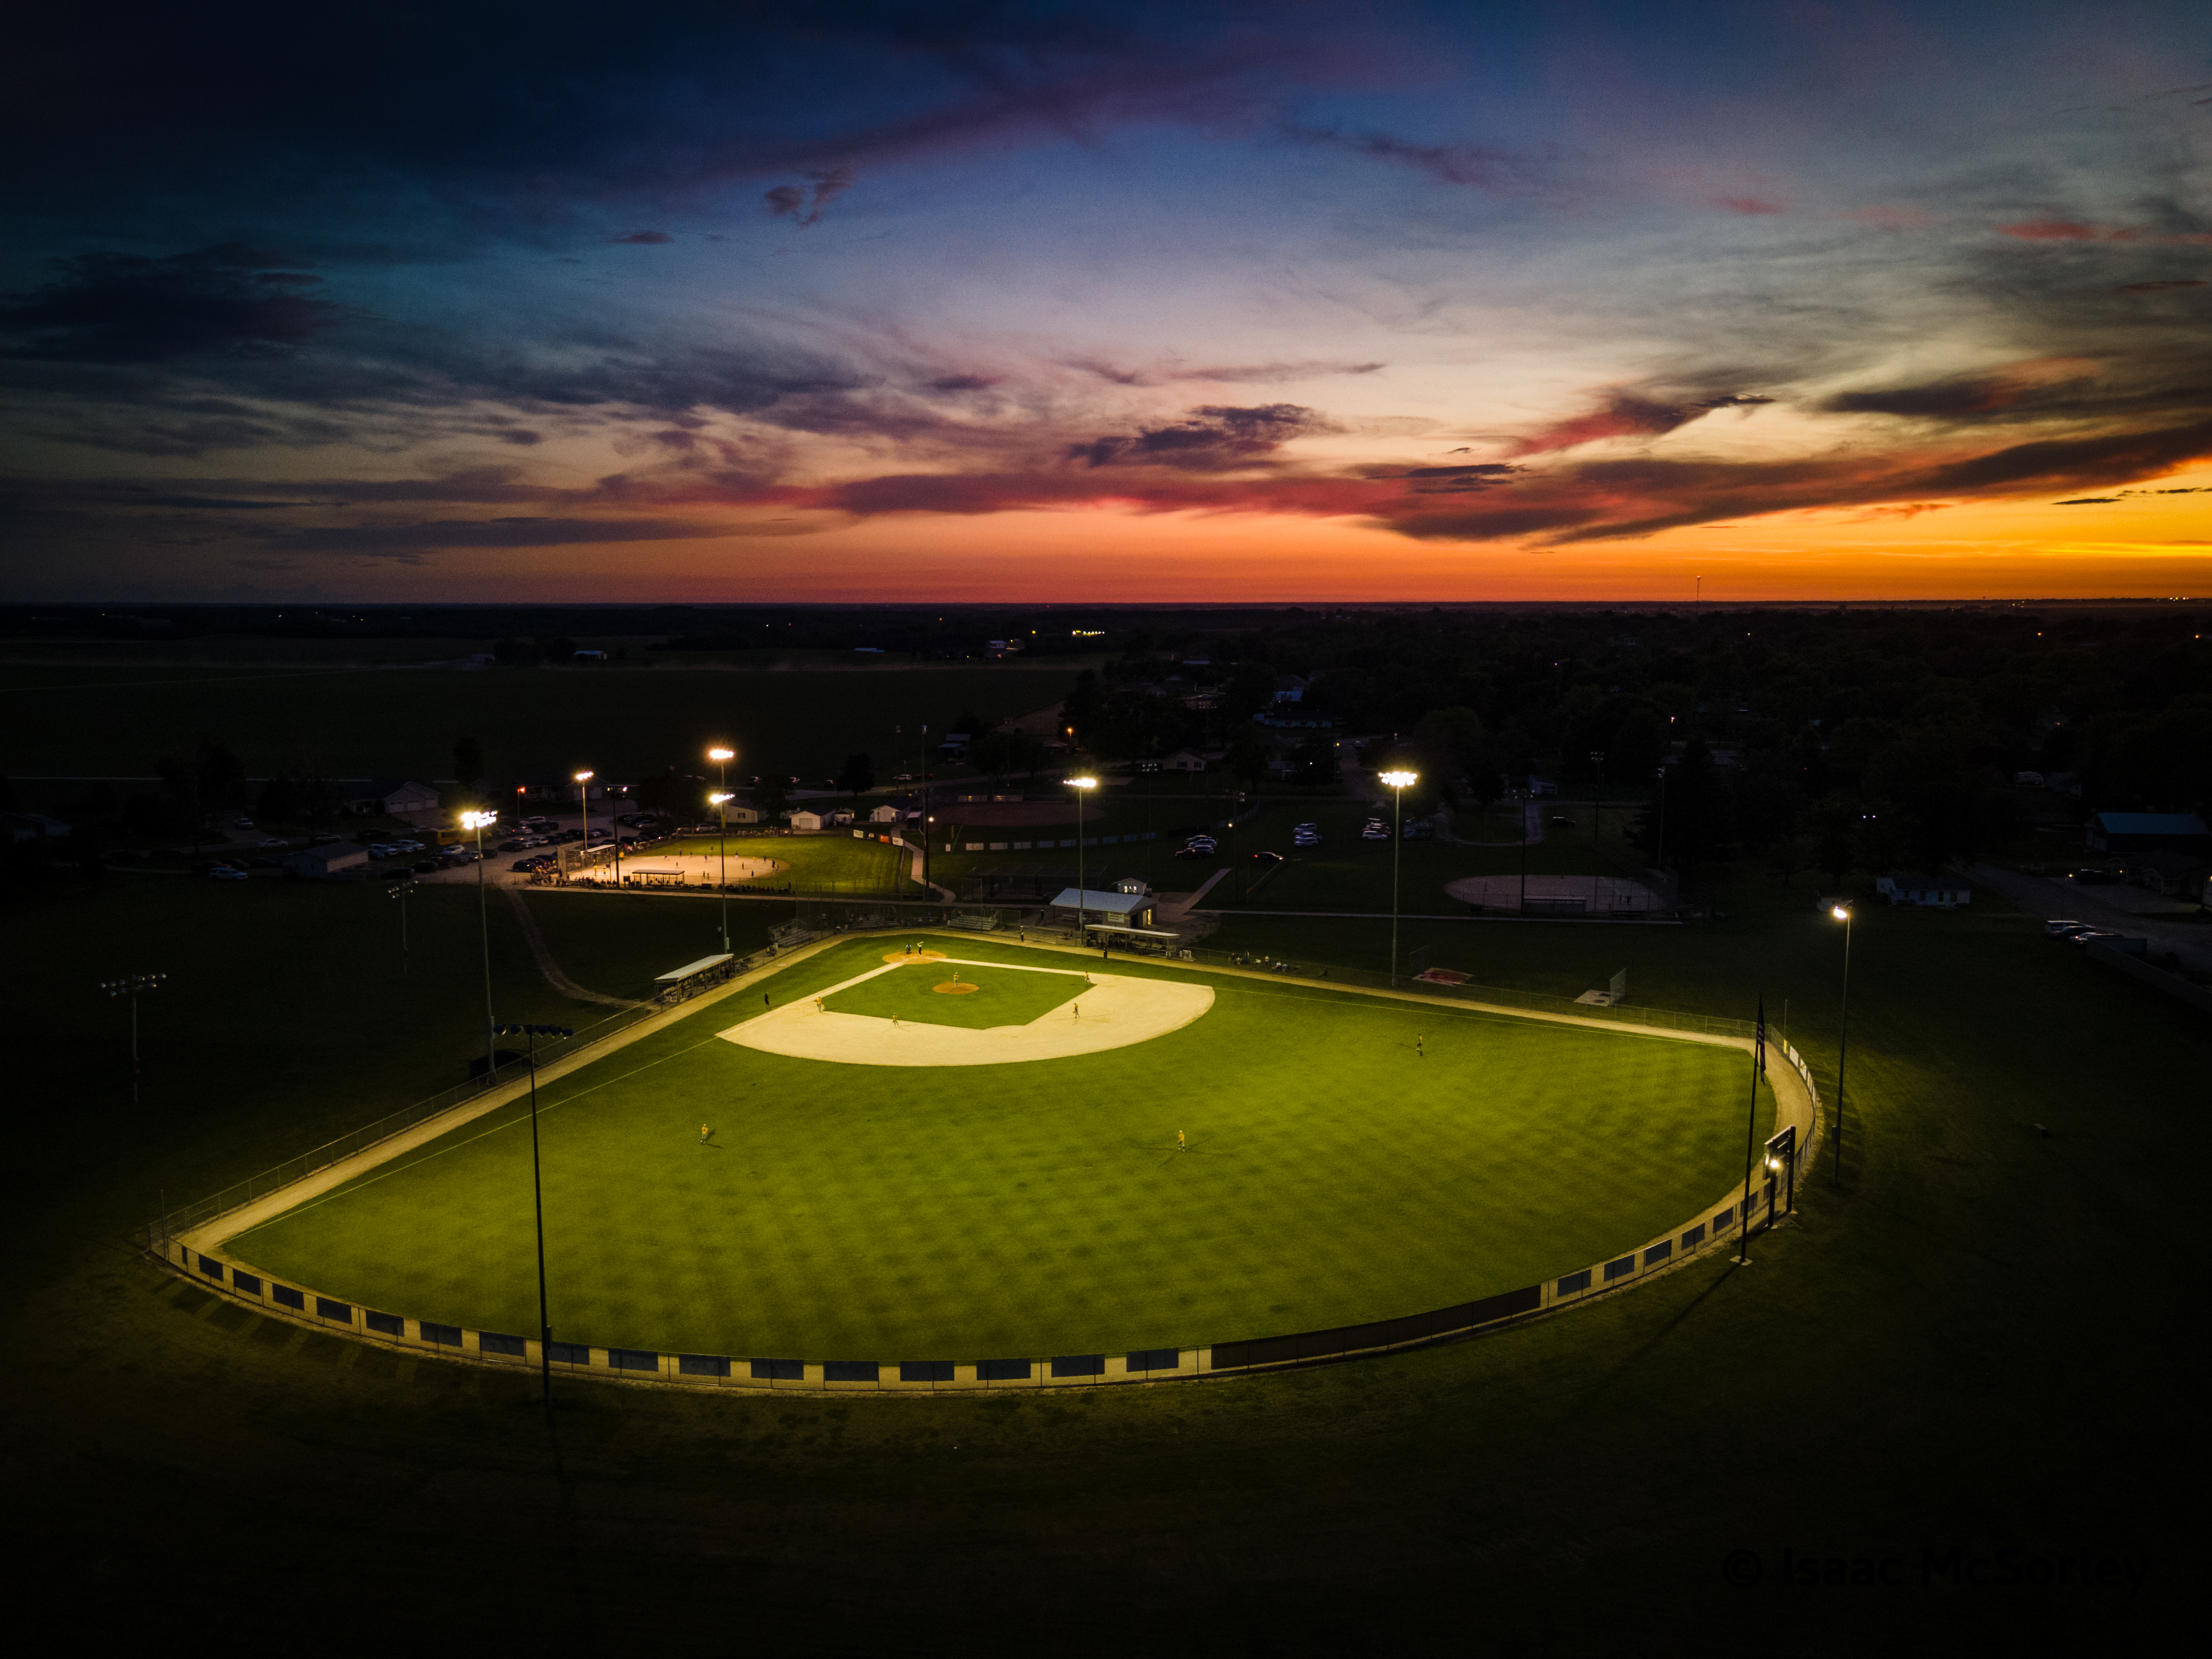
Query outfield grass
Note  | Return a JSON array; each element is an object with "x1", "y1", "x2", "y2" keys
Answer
[
  {"x1": 823, "y1": 958, "x2": 1086, "y2": 1027},
  {"x1": 226, "y1": 933, "x2": 1760, "y2": 1358}
]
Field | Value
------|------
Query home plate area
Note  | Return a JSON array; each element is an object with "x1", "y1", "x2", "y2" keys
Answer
[{"x1": 722, "y1": 956, "x2": 1214, "y2": 1067}]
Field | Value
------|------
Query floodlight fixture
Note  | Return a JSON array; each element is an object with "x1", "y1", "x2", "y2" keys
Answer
[
  {"x1": 1379, "y1": 769, "x2": 1417, "y2": 789},
  {"x1": 102, "y1": 972, "x2": 166, "y2": 1106},
  {"x1": 708, "y1": 791, "x2": 734, "y2": 804},
  {"x1": 461, "y1": 809, "x2": 498, "y2": 831},
  {"x1": 1831, "y1": 905, "x2": 1849, "y2": 921},
  {"x1": 573, "y1": 769, "x2": 593, "y2": 784},
  {"x1": 708, "y1": 747, "x2": 735, "y2": 763},
  {"x1": 1067, "y1": 775, "x2": 1098, "y2": 789}
]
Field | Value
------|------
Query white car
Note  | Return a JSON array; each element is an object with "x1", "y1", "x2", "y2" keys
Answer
[
  {"x1": 1361, "y1": 826, "x2": 1389, "y2": 840},
  {"x1": 210, "y1": 866, "x2": 248, "y2": 881},
  {"x1": 259, "y1": 837, "x2": 290, "y2": 849}
]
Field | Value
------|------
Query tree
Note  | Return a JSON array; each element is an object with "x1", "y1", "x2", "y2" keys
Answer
[
  {"x1": 453, "y1": 736, "x2": 485, "y2": 789},
  {"x1": 1060, "y1": 674, "x2": 1104, "y2": 747},
  {"x1": 971, "y1": 731, "x2": 1045, "y2": 782},
  {"x1": 1287, "y1": 733, "x2": 1338, "y2": 787},
  {"x1": 752, "y1": 775, "x2": 792, "y2": 821},
  {"x1": 254, "y1": 770, "x2": 302, "y2": 824},
  {"x1": 1225, "y1": 723, "x2": 1272, "y2": 793},
  {"x1": 1408, "y1": 707, "x2": 1503, "y2": 806},
  {"x1": 837, "y1": 751, "x2": 876, "y2": 804}
]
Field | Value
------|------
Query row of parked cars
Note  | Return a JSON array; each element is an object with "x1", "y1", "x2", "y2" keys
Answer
[{"x1": 2044, "y1": 917, "x2": 2141, "y2": 949}]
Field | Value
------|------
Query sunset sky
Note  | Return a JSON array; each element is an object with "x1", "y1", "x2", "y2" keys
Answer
[{"x1": 4, "y1": 2, "x2": 2208, "y2": 603}]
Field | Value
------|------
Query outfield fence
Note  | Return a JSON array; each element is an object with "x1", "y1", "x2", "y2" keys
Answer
[{"x1": 149, "y1": 925, "x2": 1825, "y2": 1392}]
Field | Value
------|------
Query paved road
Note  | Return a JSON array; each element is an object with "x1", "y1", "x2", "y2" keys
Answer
[{"x1": 1966, "y1": 863, "x2": 2212, "y2": 973}]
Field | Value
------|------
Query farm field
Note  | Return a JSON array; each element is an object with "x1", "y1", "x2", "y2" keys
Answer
[
  {"x1": 0, "y1": 661, "x2": 1078, "y2": 788},
  {"x1": 227, "y1": 934, "x2": 1762, "y2": 1360}
]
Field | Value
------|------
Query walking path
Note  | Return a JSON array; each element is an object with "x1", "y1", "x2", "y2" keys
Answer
[{"x1": 503, "y1": 887, "x2": 641, "y2": 1007}]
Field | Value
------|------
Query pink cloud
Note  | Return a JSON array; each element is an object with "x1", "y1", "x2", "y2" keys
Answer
[{"x1": 1718, "y1": 196, "x2": 1785, "y2": 215}]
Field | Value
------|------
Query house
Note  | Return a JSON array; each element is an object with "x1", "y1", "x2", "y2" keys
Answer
[
  {"x1": 2085, "y1": 812, "x2": 2211, "y2": 855},
  {"x1": 1047, "y1": 887, "x2": 1156, "y2": 928},
  {"x1": 1164, "y1": 749, "x2": 1209, "y2": 773},
  {"x1": 571, "y1": 649, "x2": 607, "y2": 661},
  {"x1": 1876, "y1": 873, "x2": 1972, "y2": 908},
  {"x1": 1527, "y1": 776, "x2": 1558, "y2": 797},
  {"x1": 0, "y1": 811, "x2": 70, "y2": 842},
  {"x1": 1114, "y1": 875, "x2": 1150, "y2": 896},
  {"x1": 2128, "y1": 850, "x2": 2212, "y2": 903},
  {"x1": 868, "y1": 803, "x2": 903, "y2": 824},
  {"x1": 1272, "y1": 674, "x2": 1308, "y2": 704},
  {"x1": 787, "y1": 810, "x2": 826, "y2": 831},
  {"x1": 283, "y1": 841, "x2": 369, "y2": 879},
  {"x1": 344, "y1": 778, "x2": 440, "y2": 815}
]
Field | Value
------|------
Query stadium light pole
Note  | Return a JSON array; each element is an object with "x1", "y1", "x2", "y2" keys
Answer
[
  {"x1": 497, "y1": 1020, "x2": 573, "y2": 1411},
  {"x1": 1380, "y1": 769, "x2": 1418, "y2": 987},
  {"x1": 1831, "y1": 903, "x2": 1853, "y2": 1188},
  {"x1": 102, "y1": 972, "x2": 166, "y2": 1105},
  {"x1": 573, "y1": 769, "x2": 594, "y2": 884},
  {"x1": 708, "y1": 748, "x2": 735, "y2": 950},
  {"x1": 1068, "y1": 775, "x2": 1098, "y2": 937},
  {"x1": 462, "y1": 810, "x2": 498, "y2": 1079},
  {"x1": 1589, "y1": 750, "x2": 1605, "y2": 850}
]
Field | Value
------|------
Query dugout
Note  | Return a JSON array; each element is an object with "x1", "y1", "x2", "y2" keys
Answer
[
  {"x1": 654, "y1": 952, "x2": 737, "y2": 1003},
  {"x1": 623, "y1": 864, "x2": 687, "y2": 888},
  {"x1": 1085, "y1": 924, "x2": 1179, "y2": 957},
  {"x1": 1047, "y1": 886, "x2": 1155, "y2": 928}
]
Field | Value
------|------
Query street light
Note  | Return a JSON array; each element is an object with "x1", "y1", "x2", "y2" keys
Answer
[
  {"x1": 495, "y1": 1020, "x2": 573, "y2": 1411},
  {"x1": 387, "y1": 883, "x2": 413, "y2": 977},
  {"x1": 708, "y1": 747, "x2": 736, "y2": 952},
  {"x1": 1830, "y1": 902, "x2": 1853, "y2": 1187},
  {"x1": 573, "y1": 769, "x2": 595, "y2": 885},
  {"x1": 1067, "y1": 776, "x2": 1098, "y2": 937},
  {"x1": 1380, "y1": 769, "x2": 1418, "y2": 987},
  {"x1": 461, "y1": 810, "x2": 498, "y2": 1080},
  {"x1": 1589, "y1": 750, "x2": 1605, "y2": 848},
  {"x1": 101, "y1": 972, "x2": 166, "y2": 1105}
]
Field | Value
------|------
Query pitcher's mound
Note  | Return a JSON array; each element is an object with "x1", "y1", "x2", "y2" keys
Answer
[{"x1": 933, "y1": 980, "x2": 980, "y2": 995}]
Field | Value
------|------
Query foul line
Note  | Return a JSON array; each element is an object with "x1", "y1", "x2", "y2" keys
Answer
[{"x1": 226, "y1": 1033, "x2": 731, "y2": 1239}]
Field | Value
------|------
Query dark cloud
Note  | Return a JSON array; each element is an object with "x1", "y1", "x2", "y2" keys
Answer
[
  {"x1": 265, "y1": 515, "x2": 723, "y2": 556},
  {"x1": 1280, "y1": 124, "x2": 1547, "y2": 196},
  {"x1": 2054, "y1": 497, "x2": 2119, "y2": 504},
  {"x1": 1063, "y1": 356, "x2": 1385, "y2": 387},
  {"x1": 764, "y1": 169, "x2": 856, "y2": 227},
  {"x1": 608, "y1": 231, "x2": 675, "y2": 244},
  {"x1": 1511, "y1": 392, "x2": 1705, "y2": 455},
  {"x1": 928, "y1": 374, "x2": 1000, "y2": 392},
  {"x1": 0, "y1": 244, "x2": 349, "y2": 363},
  {"x1": 2116, "y1": 278, "x2": 2206, "y2": 293},
  {"x1": 1068, "y1": 404, "x2": 1329, "y2": 469},
  {"x1": 1698, "y1": 394, "x2": 1774, "y2": 408},
  {"x1": 1824, "y1": 373, "x2": 2044, "y2": 419},
  {"x1": 1396, "y1": 462, "x2": 1522, "y2": 494},
  {"x1": 1718, "y1": 197, "x2": 1785, "y2": 215}
]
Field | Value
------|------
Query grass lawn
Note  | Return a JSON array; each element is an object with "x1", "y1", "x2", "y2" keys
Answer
[
  {"x1": 7, "y1": 860, "x2": 2204, "y2": 1645},
  {"x1": 823, "y1": 958, "x2": 1087, "y2": 1027},
  {"x1": 227, "y1": 934, "x2": 1759, "y2": 1359}
]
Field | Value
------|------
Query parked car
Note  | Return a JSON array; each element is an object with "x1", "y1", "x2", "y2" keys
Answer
[
  {"x1": 2043, "y1": 918, "x2": 2086, "y2": 936},
  {"x1": 233, "y1": 817, "x2": 254, "y2": 828},
  {"x1": 1249, "y1": 850, "x2": 1284, "y2": 864},
  {"x1": 210, "y1": 865, "x2": 248, "y2": 881},
  {"x1": 497, "y1": 838, "x2": 526, "y2": 852},
  {"x1": 412, "y1": 859, "x2": 442, "y2": 874},
  {"x1": 1361, "y1": 825, "x2": 1390, "y2": 841},
  {"x1": 1172, "y1": 846, "x2": 1213, "y2": 860},
  {"x1": 258, "y1": 837, "x2": 290, "y2": 849}
]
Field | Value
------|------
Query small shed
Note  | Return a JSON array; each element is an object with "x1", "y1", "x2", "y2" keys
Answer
[
  {"x1": 788, "y1": 810, "x2": 827, "y2": 831},
  {"x1": 868, "y1": 802, "x2": 902, "y2": 823},
  {"x1": 1047, "y1": 887, "x2": 1155, "y2": 928},
  {"x1": 1876, "y1": 873, "x2": 1972, "y2": 908},
  {"x1": 283, "y1": 841, "x2": 369, "y2": 878},
  {"x1": 1163, "y1": 749, "x2": 1209, "y2": 772}
]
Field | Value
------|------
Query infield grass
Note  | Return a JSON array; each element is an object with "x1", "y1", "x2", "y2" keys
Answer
[
  {"x1": 823, "y1": 959, "x2": 1087, "y2": 1027},
  {"x1": 230, "y1": 933, "x2": 1763, "y2": 1360}
]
